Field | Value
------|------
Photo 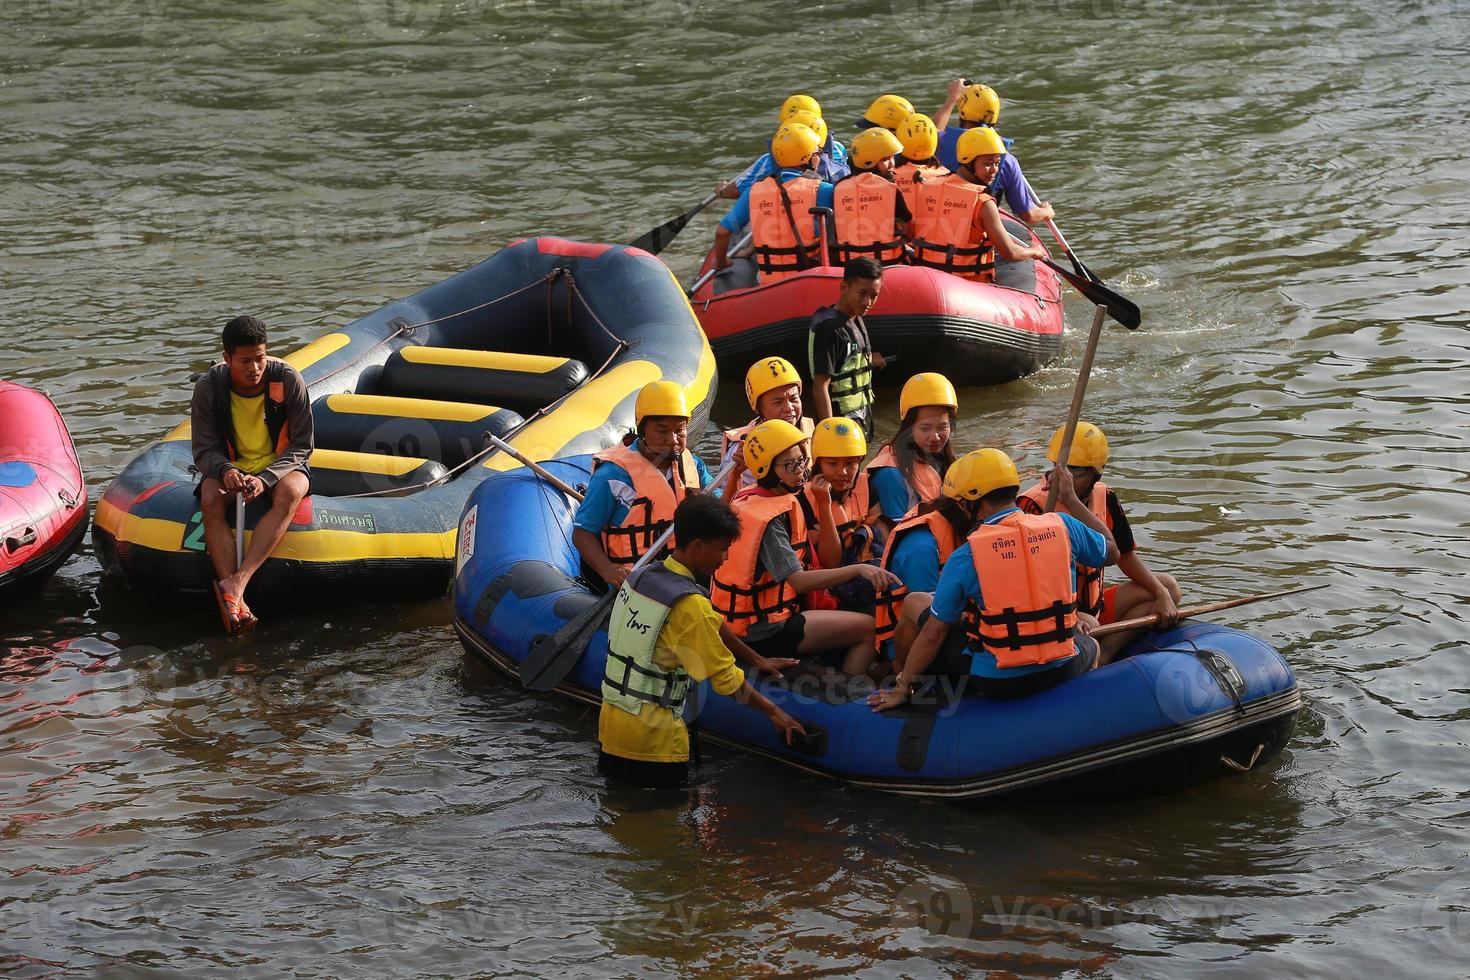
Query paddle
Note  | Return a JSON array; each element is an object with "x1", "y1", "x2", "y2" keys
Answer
[
  {"x1": 512, "y1": 445, "x2": 741, "y2": 693},
  {"x1": 628, "y1": 190, "x2": 721, "y2": 256},
  {"x1": 1090, "y1": 584, "x2": 1327, "y2": 639},
  {"x1": 1019, "y1": 173, "x2": 1102, "y2": 284},
  {"x1": 235, "y1": 493, "x2": 245, "y2": 567},
  {"x1": 1043, "y1": 258, "x2": 1140, "y2": 330},
  {"x1": 687, "y1": 231, "x2": 754, "y2": 296},
  {"x1": 1044, "y1": 304, "x2": 1109, "y2": 513},
  {"x1": 483, "y1": 434, "x2": 583, "y2": 501}
]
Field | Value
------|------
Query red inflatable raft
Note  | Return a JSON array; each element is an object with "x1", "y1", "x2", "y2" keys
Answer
[
  {"x1": 0, "y1": 380, "x2": 87, "y2": 599},
  {"x1": 690, "y1": 214, "x2": 1065, "y2": 386}
]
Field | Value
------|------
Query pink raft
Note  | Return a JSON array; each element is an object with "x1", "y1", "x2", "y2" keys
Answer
[{"x1": 0, "y1": 380, "x2": 87, "y2": 599}]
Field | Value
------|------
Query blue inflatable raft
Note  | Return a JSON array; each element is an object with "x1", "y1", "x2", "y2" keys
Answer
[{"x1": 452, "y1": 456, "x2": 1302, "y2": 802}]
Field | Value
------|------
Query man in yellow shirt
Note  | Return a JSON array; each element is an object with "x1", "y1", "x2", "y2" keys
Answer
[
  {"x1": 598, "y1": 494, "x2": 806, "y2": 788},
  {"x1": 190, "y1": 315, "x2": 314, "y2": 635}
]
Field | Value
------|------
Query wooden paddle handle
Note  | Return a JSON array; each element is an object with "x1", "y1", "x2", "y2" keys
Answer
[
  {"x1": 485, "y1": 435, "x2": 584, "y2": 503},
  {"x1": 1044, "y1": 304, "x2": 1108, "y2": 512},
  {"x1": 1089, "y1": 583, "x2": 1327, "y2": 638}
]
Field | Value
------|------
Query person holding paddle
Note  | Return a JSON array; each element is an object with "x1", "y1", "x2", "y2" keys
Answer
[
  {"x1": 572, "y1": 381, "x2": 713, "y2": 593},
  {"x1": 932, "y1": 79, "x2": 1054, "y2": 226},
  {"x1": 711, "y1": 122, "x2": 834, "y2": 283},
  {"x1": 598, "y1": 494, "x2": 806, "y2": 790},
  {"x1": 1019, "y1": 421, "x2": 1182, "y2": 664}
]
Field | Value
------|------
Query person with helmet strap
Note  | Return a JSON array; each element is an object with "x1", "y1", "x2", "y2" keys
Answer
[
  {"x1": 572, "y1": 381, "x2": 714, "y2": 592},
  {"x1": 1018, "y1": 422, "x2": 1183, "y2": 665},
  {"x1": 711, "y1": 419, "x2": 902, "y2": 676},
  {"x1": 868, "y1": 448, "x2": 1120, "y2": 709},
  {"x1": 598, "y1": 494, "x2": 806, "y2": 789},
  {"x1": 910, "y1": 126, "x2": 1048, "y2": 282},
  {"x1": 798, "y1": 418, "x2": 884, "y2": 613},
  {"x1": 808, "y1": 257, "x2": 888, "y2": 438},
  {"x1": 931, "y1": 78, "x2": 1053, "y2": 225},
  {"x1": 831, "y1": 127, "x2": 912, "y2": 267},
  {"x1": 855, "y1": 93, "x2": 915, "y2": 133},
  {"x1": 717, "y1": 98, "x2": 850, "y2": 201},
  {"x1": 870, "y1": 449, "x2": 1016, "y2": 669},
  {"x1": 722, "y1": 356, "x2": 816, "y2": 490},
  {"x1": 892, "y1": 111, "x2": 950, "y2": 217},
  {"x1": 868, "y1": 372, "x2": 960, "y2": 530},
  {"x1": 713, "y1": 122, "x2": 837, "y2": 283}
]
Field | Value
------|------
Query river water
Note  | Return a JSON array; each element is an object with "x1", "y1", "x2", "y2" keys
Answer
[{"x1": 4, "y1": 0, "x2": 1469, "y2": 974}]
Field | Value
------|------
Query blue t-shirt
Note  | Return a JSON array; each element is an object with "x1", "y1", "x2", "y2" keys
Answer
[
  {"x1": 720, "y1": 168, "x2": 837, "y2": 233},
  {"x1": 930, "y1": 507, "x2": 1108, "y2": 677},
  {"x1": 935, "y1": 126, "x2": 1034, "y2": 214},
  {"x1": 572, "y1": 441, "x2": 713, "y2": 535},
  {"x1": 870, "y1": 462, "x2": 939, "y2": 522},
  {"x1": 735, "y1": 139, "x2": 849, "y2": 194},
  {"x1": 887, "y1": 525, "x2": 941, "y2": 593}
]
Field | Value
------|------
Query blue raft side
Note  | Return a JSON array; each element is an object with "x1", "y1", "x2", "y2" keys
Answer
[{"x1": 454, "y1": 458, "x2": 1299, "y2": 787}]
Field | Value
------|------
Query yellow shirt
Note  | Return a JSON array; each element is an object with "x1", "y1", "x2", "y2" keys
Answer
[
  {"x1": 229, "y1": 390, "x2": 275, "y2": 475},
  {"x1": 598, "y1": 557, "x2": 746, "y2": 763}
]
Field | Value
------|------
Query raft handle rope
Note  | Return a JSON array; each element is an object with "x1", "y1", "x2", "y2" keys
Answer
[
  {"x1": 1221, "y1": 742, "x2": 1267, "y2": 773},
  {"x1": 330, "y1": 270, "x2": 629, "y2": 499}
]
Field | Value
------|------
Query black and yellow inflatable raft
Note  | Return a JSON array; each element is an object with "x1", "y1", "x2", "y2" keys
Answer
[{"x1": 93, "y1": 238, "x2": 715, "y2": 606}]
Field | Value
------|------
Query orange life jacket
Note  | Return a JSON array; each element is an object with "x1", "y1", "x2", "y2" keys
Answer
[
  {"x1": 893, "y1": 161, "x2": 950, "y2": 222},
  {"x1": 709, "y1": 488, "x2": 810, "y2": 636},
  {"x1": 1018, "y1": 479, "x2": 1111, "y2": 618},
  {"x1": 867, "y1": 443, "x2": 943, "y2": 515},
  {"x1": 797, "y1": 469, "x2": 874, "y2": 565},
  {"x1": 590, "y1": 442, "x2": 701, "y2": 567},
  {"x1": 964, "y1": 510, "x2": 1079, "y2": 669},
  {"x1": 911, "y1": 173, "x2": 996, "y2": 282},
  {"x1": 750, "y1": 175, "x2": 823, "y2": 282},
  {"x1": 832, "y1": 172, "x2": 905, "y2": 266},
  {"x1": 871, "y1": 506, "x2": 964, "y2": 650},
  {"x1": 722, "y1": 416, "x2": 815, "y2": 488}
]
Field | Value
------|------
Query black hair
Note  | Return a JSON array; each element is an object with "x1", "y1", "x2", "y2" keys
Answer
[
  {"x1": 223, "y1": 315, "x2": 268, "y2": 353},
  {"x1": 981, "y1": 485, "x2": 1019, "y2": 508},
  {"x1": 842, "y1": 257, "x2": 883, "y2": 283},
  {"x1": 888, "y1": 407, "x2": 957, "y2": 494},
  {"x1": 910, "y1": 495, "x2": 977, "y2": 541},
  {"x1": 674, "y1": 494, "x2": 741, "y2": 546}
]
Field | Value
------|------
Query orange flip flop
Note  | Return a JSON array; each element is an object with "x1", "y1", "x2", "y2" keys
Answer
[{"x1": 211, "y1": 581, "x2": 257, "y2": 636}]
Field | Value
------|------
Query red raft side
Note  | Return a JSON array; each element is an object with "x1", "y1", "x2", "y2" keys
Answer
[
  {"x1": 690, "y1": 215, "x2": 1065, "y2": 386},
  {"x1": 0, "y1": 380, "x2": 88, "y2": 599}
]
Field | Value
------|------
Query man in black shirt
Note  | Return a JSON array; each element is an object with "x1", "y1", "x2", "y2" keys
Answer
[{"x1": 809, "y1": 257, "x2": 888, "y2": 438}]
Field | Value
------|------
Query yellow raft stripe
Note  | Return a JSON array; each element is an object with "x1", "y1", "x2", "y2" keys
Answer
[
  {"x1": 309, "y1": 447, "x2": 428, "y2": 477},
  {"x1": 324, "y1": 393, "x2": 502, "y2": 422},
  {"x1": 95, "y1": 498, "x2": 455, "y2": 561},
  {"x1": 285, "y1": 332, "x2": 352, "y2": 372},
  {"x1": 399, "y1": 346, "x2": 572, "y2": 374},
  {"x1": 483, "y1": 344, "x2": 716, "y2": 471}
]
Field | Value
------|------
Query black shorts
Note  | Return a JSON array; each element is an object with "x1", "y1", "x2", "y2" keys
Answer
[
  {"x1": 969, "y1": 635, "x2": 1100, "y2": 701},
  {"x1": 743, "y1": 613, "x2": 806, "y2": 660},
  {"x1": 597, "y1": 750, "x2": 688, "y2": 789},
  {"x1": 914, "y1": 606, "x2": 973, "y2": 678}
]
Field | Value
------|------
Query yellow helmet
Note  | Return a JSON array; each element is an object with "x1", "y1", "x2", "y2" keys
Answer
[
  {"x1": 779, "y1": 94, "x2": 821, "y2": 121},
  {"x1": 811, "y1": 417, "x2": 867, "y2": 459},
  {"x1": 898, "y1": 372, "x2": 958, "y2": 419},
  {"x1": 785, "y1": 109, "x2": 829, "y2": 147},
  {"x1": 942, "y1": 448, "x2": 1019, "y2": 501},
  {"x1": 770, "y1": 122, "x2": 822, "y2": 168},
  {"x1": 744, "y1": 355, "x2": 803, "y2": 410},
  {"x1": 743, "y1": 419, "x2": 808, "y2": 479},
  {"x1": 956, "y1": 83, "x2": 1001, "y2": 125},
  {"x1": 858, "y1": 94, "x2": 914, "y2": 131},
  {"x1": 896, "y1": 112, "x2": 939, "y2": 161},
  {"x1": 633, "y1": 380, "x2": 690, "y2": 426},
  {"x1": 849, "y1": 127, "x2": 904, "y2": 170},
  {"x1": 955, "y1": 126, "x2": 1007, "y2": 165},
  {"x1": 1047, "y1": 421, "x2": 1110, "y2": 471}
]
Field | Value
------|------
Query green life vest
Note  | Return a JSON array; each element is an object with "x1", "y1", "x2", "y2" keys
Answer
[
  {"x1": 809, "y1": 309, "x2": 874, "y2": 417},
  {"x1": 601, "y1": 561, "x2": 705, "y2": 716}
]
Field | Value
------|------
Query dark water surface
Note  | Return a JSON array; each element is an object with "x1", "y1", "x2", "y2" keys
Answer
[{"x1": 4, "y1": 0, "x2": 1469, "y2": 974}]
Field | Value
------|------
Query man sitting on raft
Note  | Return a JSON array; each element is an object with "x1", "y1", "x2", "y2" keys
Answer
[{"x1": 190, "y1": 314, "x2": 313, "y2": 635}]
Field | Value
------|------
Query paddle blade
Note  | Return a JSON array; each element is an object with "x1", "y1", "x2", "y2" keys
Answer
[
  {"x1": 1043, "y1": 258, "x2": 1141, "y2": 330},
  {"x1": 518, "y1": 591, "x2": 615, "y2": 691},
  {"x1": 627, "y1": 192, "x2": 718, "y2": 255}
]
